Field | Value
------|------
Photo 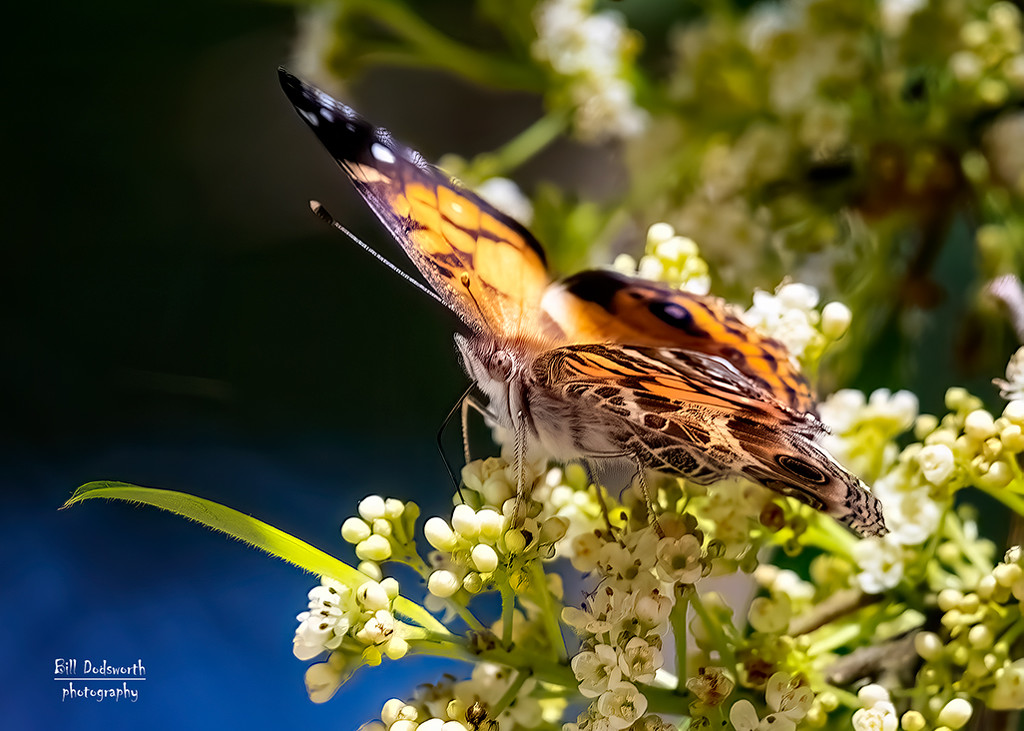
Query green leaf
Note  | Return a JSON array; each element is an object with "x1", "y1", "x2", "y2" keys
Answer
[{"x1": 64, "y1": 481, "x2": 367, "y2": 585}]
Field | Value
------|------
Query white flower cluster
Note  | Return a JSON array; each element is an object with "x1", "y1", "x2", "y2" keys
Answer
[
  {"x1": 365, "y1": 664, "x2": 556, "y2": 731},
  {"x1": 728, "y1": 672, "x2": 814, "y2": 731},
  {"x1": 293, "y1": 575, "x2": 408, "y2": 702},
  {"x1": 424, "y1": 461, "x2": 570, "y2": 602},
  {"x1": 819, "y1": 388, "x2": 919, "y2": 483},
  {"x1": 341, "y1": 495, "x2": 420, "y2": 580},
  {"x1": 613, "y1": 223, "x2": 712, "y2": 295},
  {"x1": 563, "y1": 519, "x2": 712, "y2": 731},
  {"x1": 850, "y1": 684, "x2": 899, "y2": 731},
  {"x1": 912, "y1": 546, "x2": 1024, "y2": 713},
  {"x1": 532, "y1": 0, "x2": 647, "y2": 141},
  {"x1": 741, "y1": 282, "x2": 852, "y2": 366}
]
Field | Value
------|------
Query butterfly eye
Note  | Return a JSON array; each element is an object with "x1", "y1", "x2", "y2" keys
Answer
[{"x1": 489, "y1": 350, "x2": 514, "y2": 380}]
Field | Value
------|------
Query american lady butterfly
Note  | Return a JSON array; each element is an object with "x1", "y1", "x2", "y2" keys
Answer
[{"x1": 279, "y1": 70, "x2": 886, "y2": 537}]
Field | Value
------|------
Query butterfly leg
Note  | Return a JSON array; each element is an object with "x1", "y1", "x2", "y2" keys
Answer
[
  {"x1": 575, "y1": 460, "x2": 619, "y2": 534},
  {"x1": 632, "y1": 458, "x2": 665, "y2": 538}
]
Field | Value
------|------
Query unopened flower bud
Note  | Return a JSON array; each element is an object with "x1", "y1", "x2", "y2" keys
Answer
[
  {"x1": 359, "y1": 495, "x2": 387, "y2": 521},
  {"x1": 342, "y1": 517, "x2": 372, "y2": 544},
  {"x1": 428, "y1": 570, "x2": 460, "y2": 598}
]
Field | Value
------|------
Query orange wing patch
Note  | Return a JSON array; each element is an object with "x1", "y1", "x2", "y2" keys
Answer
[{"x1": 542, "y1": 270, "x2": 816, "y2": 413}]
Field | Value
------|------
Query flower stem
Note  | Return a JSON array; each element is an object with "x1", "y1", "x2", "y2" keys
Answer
[
  {"x1": 492, "y1": 669, "x2": 532, "y2": 718},
  {"x1": 687, "y1": 588, "x2": 736, "y2": 671},
  {"x1": 976, "y1": 481, "x2": 1024, "y2": 517},
  {"x1": 501, "y1": 582, "x2": 516, "y2": 649},
  {"x1": 466, "y1": 112, "x2": 568, "y2": 181},
  {"x1": 347, "y1": 0, "x2": 544, "y2": 92},
  {"x1": 529, "y1": 560, "x2": 567, "y2": 660},
  {"x1": 670, "y1": 586, "x2": 689, "y2": 691},
  {"x1": 450, "y1": 598, "x2": 487, "y2": 634}
]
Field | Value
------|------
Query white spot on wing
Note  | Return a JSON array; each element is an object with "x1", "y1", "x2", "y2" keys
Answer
[
  {"x1": 371, "y1": 142, "x2": 396, "y2": 165},
  {"x1": 298, "y1": 109, "x2": 319, "y2": 127}
]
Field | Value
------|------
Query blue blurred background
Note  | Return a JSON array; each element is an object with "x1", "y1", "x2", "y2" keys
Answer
[{"x1": 0, "y1": 0, "x2": 510, "y2": 727}]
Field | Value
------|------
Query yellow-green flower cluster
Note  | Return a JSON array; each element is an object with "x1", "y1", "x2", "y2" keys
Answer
[
  {"x1": 613, "y1": 223, "x2": 711, "y2": 295},
  {"x1": 913, "y1": 543, "x2": 1024, "y2": 714},
  {"x1": 341, "y1": 495, "x2": 422, "y2": 580}
]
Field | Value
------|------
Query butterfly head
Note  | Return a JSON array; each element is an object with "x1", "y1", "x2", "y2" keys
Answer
[{"x1": 455, "y1": 333, "x2": 528, "y2": 428}]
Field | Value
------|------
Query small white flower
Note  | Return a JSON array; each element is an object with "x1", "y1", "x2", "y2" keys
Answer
[
  {"x1": 572, "y1": 644, "x2": 622, "y2": 698},
  {"x1": 356, "y1": 534, "x2": 393, "y2": 562},
  {"x1": 357, "y1": 581, "x2": 392, "y2": 612},
  {"x1": 747, "y1": 594, "x2": 791, "y2": 634},
  {"x1": 341, "y1": 517, "x2": 372, "y2": 543},
  {"x1": 451, "y1": 504, "x2": 481, "y2": 539},
  {"x1": 424, "y1": 517, "x2": 458, "y2": 551},
  {"x1": 853, "y1": 534, "x2": 905, "y2": 594},
  {"x1": 872, "y1": 472, "x2": 942, "y2": 546},
  {"x1": 304, "y1": 653, "x2": 353, "y2": 703},
  {"x1": 475, "y1": 177, "x2": 534, "y2": 226},
  {"x1": 471, "y1": 544, "x2": 499, "y2": 573},
  {"x1": 852, "y1": 705, "x2": 898, "y2": 731},
  {"x1": 917, "y1": 444, "x2": 955, "y2": 485},
  {"x1": 821, "y1": 301, "x2": 852, "y2": 339},
  {"x1": 428, "y1": 570, "x2": 461, "y2": 598},
  {"x1": 989, "y1": 658, "x2": 1024, "y2": 709},
  {"x1": 596, "y1": 680, "x2": 648, "y2": 730},
  {"x1": 996, "y1": 347, "x2": 1024, "y2": 401},
  {"x1": 617, "y1": 637, "x2": 662, "y2": 684},
  {"x1": 655, "y1": 534, "x2": 703, "y2": 584}
]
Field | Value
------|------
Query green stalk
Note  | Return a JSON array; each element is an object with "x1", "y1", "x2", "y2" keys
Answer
[
  {"x1": 975, "y1": 481, "x2": 1024, "y2": 518},
  {"x1": 529, "y1": 560, "x2": 567, "y2": 660},
  {"x1": 501, "y1": 582, "x2": 516, "y2": 649},
  {"x1": 348, "y1": 0, "x2": 544, "y2": 92},
  {"x1": 467, "y1": 112, "x2": 568, "y2": 181},
  {"x1": 491, "y1": 669, "x2": 532, "y2": 718},
  {"x1": 687, "y1": 589, "x2": 736, "y2": 671},
  {"x1": 670, "y1": 587, "x2": 689, "y2": 692}
]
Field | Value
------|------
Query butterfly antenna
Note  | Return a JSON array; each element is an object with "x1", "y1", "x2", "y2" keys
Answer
[
  {"x1": 309, "y1": 201, "x2": 444, "y2": 306},
  {"x1": 458, "y1": 272, "x2": 495, "y2": 337},
  {"x1": 438, "y1": 383, "x2": 476, "y2": 501}
]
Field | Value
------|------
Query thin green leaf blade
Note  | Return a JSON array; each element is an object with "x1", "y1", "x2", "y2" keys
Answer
[{"x1": 65, "y1": 481, "x2": 366, "y2": 584}]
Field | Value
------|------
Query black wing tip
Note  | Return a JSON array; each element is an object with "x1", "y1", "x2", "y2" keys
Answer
[{"x1": 277, "y1": 69, "x2": 381, "y2": 166}]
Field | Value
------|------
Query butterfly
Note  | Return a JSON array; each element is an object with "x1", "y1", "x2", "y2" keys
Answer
[{"x1": 278, "y1": 69, "x2": 887, "y2": 538}]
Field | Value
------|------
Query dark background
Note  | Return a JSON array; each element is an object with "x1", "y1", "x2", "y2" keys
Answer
[{"x1": 0, "y1": 1, "x2": 512, "y2": 728}]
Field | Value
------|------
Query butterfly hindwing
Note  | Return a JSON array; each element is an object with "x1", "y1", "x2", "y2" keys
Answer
[
  {"x1": 280, "y1": 69, "x2": 551, "y2": 339},
  {"x1": 531, "y1": 343, "x2": 886, "y2": 536}
]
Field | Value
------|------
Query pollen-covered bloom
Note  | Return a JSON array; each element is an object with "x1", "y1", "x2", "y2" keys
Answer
[
  {"x1": 532, "y1": 0, "x2": 647, "y2": 141},
  {"x1": 852, "y1": 534, "x2": 905, "y2": 594},
  {"x1": 851, "y1": 684, "x2": 898, "y2": 731},
  {"x1": 996, "y1": 346, "x2": 1024, "y2": 401},
  {"x1": 615, "y1": 223, "x2": 712, "y2": 294},
  {"x1": 729, "y1": 672, "x2": 813, "y2": 731},
  {"x1": 819, "y1": 388, "x2": 919, "y2": 482}
]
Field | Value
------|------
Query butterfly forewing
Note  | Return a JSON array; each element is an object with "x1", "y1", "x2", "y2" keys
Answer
[
  {"x1": 542, "y1": 270, "x2": 817, "y2": 413},
  {"x1": 279, "y1": 70, "x2": 552, "y2": 340}
]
